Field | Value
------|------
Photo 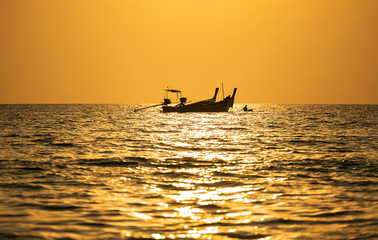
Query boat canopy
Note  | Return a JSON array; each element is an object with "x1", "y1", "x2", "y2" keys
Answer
[{"x1": 165, "y1": 89, "x2": 181, "y2": 93}]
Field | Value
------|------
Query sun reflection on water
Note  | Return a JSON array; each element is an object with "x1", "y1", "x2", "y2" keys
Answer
[
  {"x1": 139, "y1": 138, "x2": 291, "y2": 240},
  {"x1": 90, "y1": 149, "x2": 289, "y2": 239}
]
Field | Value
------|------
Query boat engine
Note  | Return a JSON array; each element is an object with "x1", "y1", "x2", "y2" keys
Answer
[
  {"x1": 163, "y1": 98, "x2": 171, "y2": 105},
  {"x1": 180, "y1": 97, "x2": 187, "y2": 104}
]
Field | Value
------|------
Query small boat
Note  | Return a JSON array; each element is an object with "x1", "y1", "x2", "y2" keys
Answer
[
  {"x1": 162, "y1": 87, "x2": 237, "y2": 113},
  {"x1": 243, "y1": 105, "x2": 253, "y2": 112}
]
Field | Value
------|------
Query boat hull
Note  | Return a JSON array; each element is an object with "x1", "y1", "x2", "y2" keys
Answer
[{"x1": 162, "y1": 101, "x2": 232, "y2": 113}]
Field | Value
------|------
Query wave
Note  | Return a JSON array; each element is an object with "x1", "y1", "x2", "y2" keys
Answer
[
  {"x1": 0, "y1": 183, "x2": 46, "y2": 190},
  {"x1": 13, "y1": 202, "x2": 83, "y2": 211},
  {"x1": 77, "y1": 157, "x2": 151, "y2": 167},
  {"x1": 0, "y1": 232, "x2": 45, "y2": 240},
  {"x1": 200, "y1": 217, "x2": 377, "y2": 227},
  {"x1": 217, "y1": 232, "x2": 270, "y2": 239},
  {"x1": 304, "y1": 210, "x2": 363, "y2": 218}
]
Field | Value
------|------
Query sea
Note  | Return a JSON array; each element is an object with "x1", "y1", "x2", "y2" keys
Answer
[{"x1": 0, "y1": 104, "x2": 377, "y2": 240}]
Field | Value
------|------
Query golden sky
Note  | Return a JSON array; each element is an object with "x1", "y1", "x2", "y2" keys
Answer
[{"x1": 1, "y1": 0, "x2": 377, "y2": 104}]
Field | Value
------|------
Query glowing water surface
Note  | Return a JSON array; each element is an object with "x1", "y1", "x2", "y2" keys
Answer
[{"x1": 0, "y1": 104, "x2": 377, "y2": 239}]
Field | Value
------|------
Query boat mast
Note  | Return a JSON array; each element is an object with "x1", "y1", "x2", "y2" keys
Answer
[{"x1": 222, "y1": 82, "x2": 225, "y2": 99}]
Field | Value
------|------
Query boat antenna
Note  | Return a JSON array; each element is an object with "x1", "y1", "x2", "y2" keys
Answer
[{"x1": 222, "y1": 82, "x2": 225, "y2": 99}]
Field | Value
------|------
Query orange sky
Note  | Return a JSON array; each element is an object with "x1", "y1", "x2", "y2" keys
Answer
[{"x1": 1, "y1": 0, "x2": 377, "y2": 104}]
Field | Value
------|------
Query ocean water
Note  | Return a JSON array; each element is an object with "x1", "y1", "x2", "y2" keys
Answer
[{"x1": 0, "y1": 104, "x2": 377, "y2": 240}]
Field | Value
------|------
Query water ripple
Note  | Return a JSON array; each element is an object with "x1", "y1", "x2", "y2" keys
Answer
[{"x1": 0, "y1": 104, "x2": 376, "y2": 240}]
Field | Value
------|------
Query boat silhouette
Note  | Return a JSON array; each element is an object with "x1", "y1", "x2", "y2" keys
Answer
[{"x1": 162, "y1": 87, "x2": 237, "y2": 113}]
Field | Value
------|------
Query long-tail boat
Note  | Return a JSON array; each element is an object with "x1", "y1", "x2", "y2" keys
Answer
[{"x1": 162, "y1": 87, "x2": 237, "y2": 113}]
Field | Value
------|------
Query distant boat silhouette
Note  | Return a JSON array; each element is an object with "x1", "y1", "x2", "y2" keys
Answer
[
  {"x1": 162, "y1": 87, "x2": 237, "y2": 113},
  {"x1": 243, "y1": 105, "x2": 253, "y2": 112}
]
